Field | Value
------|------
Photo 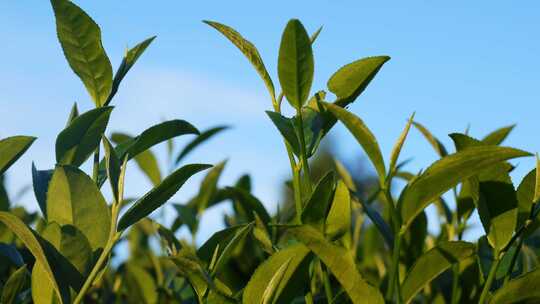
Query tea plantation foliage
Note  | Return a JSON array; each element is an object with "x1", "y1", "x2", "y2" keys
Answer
[{"x1": 1, "y1": 1, "x2": 540, "y2": 303}]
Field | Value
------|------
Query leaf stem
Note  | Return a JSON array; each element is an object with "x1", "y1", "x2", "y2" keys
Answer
[
  {"x1": 92, "y1": 148, "x2": 100, "y2": 182},
  {"x1": 479, "y1": 253, "x2": 501, "y2": 304},
  {"x1": 296, "y1": 108, "x2": 312, "y2": 194},
  {"x1": 386, "y1": 231, "x2": 403, "y2": 303},
  {"x1": 321, "y1": 264, "x2": 333, "y2": 303}
]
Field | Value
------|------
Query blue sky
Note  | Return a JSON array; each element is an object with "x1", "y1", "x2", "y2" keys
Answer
[{"x1": 1, "y1": 1, "x2": 539, "y2": 242}]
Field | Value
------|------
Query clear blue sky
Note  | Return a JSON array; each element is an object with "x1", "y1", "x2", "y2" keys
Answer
[{"x1": 1, "y1": 1, "x2": 539, "y2": 241}]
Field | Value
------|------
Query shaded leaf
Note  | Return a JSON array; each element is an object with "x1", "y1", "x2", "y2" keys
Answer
[
  {"x1": 31, "y1": 163, "x2": 53, "y2": 217},
  {"x1": 302, "y1": 172, "x2": 335, "y2": 230},
  {"x1": 266, "y1": 111, "x2": 300, "y2": 155},
  {"x1": 1, "y1": 264, "x2": 28, "y2": 304},
  {"x1": 175, "y1": 126, "x2": 229, "y2": 165},
  {"x1": 490, "y1": 267, "x2": 540, "y2": 304}
]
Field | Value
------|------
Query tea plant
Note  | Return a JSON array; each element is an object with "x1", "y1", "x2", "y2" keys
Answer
[{"x1": 1, "y1": 0, "x2": 540, "y2": 303}]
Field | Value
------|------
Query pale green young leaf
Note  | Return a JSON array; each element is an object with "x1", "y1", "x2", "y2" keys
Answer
[
  {"x1": 290, "y1": 225, "x2": 384, "y2": 304},
  {"x1": 243, "y1": 244, "x2": 311, "y2": 304},
  {"x1": 117, "y1": 164, "x2": 211, "y2": 231},
  {"x1": 325, "y1": 180, "x2": 351, "y2": 240},
  {"x1": 412, "y1": 121, "x2": 448, "y2": 157},
  {"x1": 399, "y1": 146, "x2": 530, "y2": 230},
  {"x1": 278, "y1": 19, "x2": 314, "y2": 110},
  {"x1": 55, "y1": 106, "x2": 113, "y2": 167},
  {"x1": 400, "y1": 241, "x2": 476, "y2": 304},
  {"x1": 204, "y1": 21, "x2": 275, "y2": 101},
  {"x1": 389, "y1": 113, "x2": 415, "y2": 176},
  {"x1": 51, "y1": 0, "x2": 112, "y2": 107},
  {"x1": 481, "y1": 124, "x2": 516, "y2": 146},
  {"x1": 65, "y1": 102, "x2": 79, "y2": 126},
  {"x1": 490, "y1": 267, "x2": 540, "y2": 304},
  {"x1": 47, "y1": 165, "x2": 111, "y2": 250},
  {"x1": 324, "y1": 102, "x2": 386, "y2": 185},
  {"x1": 0, "y1": 136, "x2": 36, "y2": 175},
  {"x1": 105, "y1": 36, "x2": 156, "y2": 105},
  {"x1": 175, "y1": 126, "x2": 229, "y2": 165},
  {"x1": 1, "y1": 264, "x2": 29, "y2": 304},
  {"x1": 327, "y1": 56, "x2": 390, "y2": 106}
]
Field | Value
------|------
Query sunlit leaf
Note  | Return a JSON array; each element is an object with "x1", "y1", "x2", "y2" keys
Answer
[
  {"x1": 175, "y1": 126, "x2": 229, "y2": 165},
  {"x1": 0, "y1": 136, "x2": 36, "y2": 175}
]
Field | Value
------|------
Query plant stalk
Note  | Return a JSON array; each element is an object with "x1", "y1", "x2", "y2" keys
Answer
[
  {"x1": 295, "y1": 108, "x2": 312, "y2": 194},
  {"x1": 478, "y1": 254, "x2": 501, "y2": 304},
  {"x1": 92, "y1": 148, "x2": 100, "y2": 182},
  {"x1": 321, "y1": 264, "x2": 333, "y2": 303}
]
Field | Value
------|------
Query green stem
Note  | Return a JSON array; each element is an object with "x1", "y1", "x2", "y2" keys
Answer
[
  {"x1": 450, "y1": 264, "x2": 460, "y2": 304},
  {"x1": 386, "y1": 232, "x2": 402, "y2": 303},
  {"x1": 503, "y1": 237, "x2": 523, "y2": 286},
  {"x1": 322, "y1": 264, "x2": 333, "y2": 303},
  {"x1": 296, "y1": 108, "x2": 312, "y2": 193},
  {"x1": 479, "y1": 254, "x2": 501, "y2": 304},
  {"x1": 92, "y1": 148, "x2": 100, "y2": 182}
]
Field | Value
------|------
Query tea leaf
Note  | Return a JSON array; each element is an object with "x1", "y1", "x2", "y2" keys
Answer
[
  {"x1": 106, "y1": 36, "x2": 156, "y2": 105},
  {"x1": 413, "y1": 121, "x2": 448, "y2": 157},
  {"x1": 111, "y1": 133, "x2": 161, "y2": 186},
  {"x1": 1, "y1": 264, "x2": 28, "y2": 304},
  {"x1": 324, "y1": 103, "x2": 386, "y2": 185},
  {"x1": 327, "y1": 56, "x2": 390, "y2": 106},
  {"x1": 490, "y1": 267, "x2": 540, "y2": 303},
  {"x1": 400, "y1": 241, "x2": 476, "y2": 304},
  {"x1": 302, "y1": 172, "x2": 335, "y2": 230},
  {"x1": 290, "y1": 225, "x2": 384, "y2": 304},
  {"x1": 65, "y1": 102, "x2": 79, "y2": 126},
  {"x1": 193, "y1": 160, "x2": 226, "y2": 213},
  {"x1": 124, "y1": 263, "x2": 158, "y2": 304},
  {"x1": 204, "y1": 21, "x2": 275, "y2": 101},
  {"x1": 102, "y1": 137, "x2": 121, "y2": 202},
  {"x1": 356, "y1": 197, "x2": 394, "y2": 249},
  {"x1": 197, "y1": 224, "x2": 250, "y2": 265},
  {"x1": 226, "y1": 187, "x2": 271, "y2": 224},
  {"x1": 325, "y1": 180, "x2": 351, "y2": 240},
  {"x1": 400, "y1": 146, "x2": 530, "y2": 230},
  {"x1": 117, "y1": 164, "x2": 211, "y2": 231},
  {"x1": 243, "y1": 244, "x2": 311, "y2": 304},
  {"x1": 389, "y1": 113, "x2": 415, "y2": 176},
  {"x1": 31, "y1": 164, "x2": 53, "y2": 217},
  {"x1": 211, "y1": 224, "x2": 252, "y2": 274},
  {"x1": 0, "y1": 136, "x2": 36, "y2": 175},
  {"x1": 278, "y1": 19, "x2": 314, "y2": 110},
  {"x1": 0, "y1": 243, "x2": 24, "y2": 267},
  {"x1": 175, "y1": 126, "x2": 229, "y2": 165},
  {"x1": 56, "y1": 106, "x2": 113, "y2": 167},
  {"x1": 0, "y1": 212, "x2": 63, "y2": 303},
  {"x1": 47, "y1": 165, "x2": 111, "y2": 250},
  {"x1": 51, "y1": 0, "x2": 112, "y2": 107},
  {"x1": 266, "y1": 111, "x2": 300, "y2": 155},
  {"x1": 481, "y1": 124, "x2": 515, "y2": 146}
]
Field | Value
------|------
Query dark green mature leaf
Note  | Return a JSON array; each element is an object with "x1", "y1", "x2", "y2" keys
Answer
[
  {"x1": 516, "y1": 169, "x2": 538, "y2": 232},
  {"x1": 0, "y1": 243, "x2": 24, "y2": 267},
  {"x1": 210, "y1": 224, "x2": 252, "y2": 274},
  {"x1": 413, "y1": 121, "x2": 448, "y2": 157},
  {"x1": 226, "y1": 187, "x2": 271, "y2": 224},
  {"x1": 103, "y1": 137, "x2": 121, "y2": 202},
  {"x1": 112, "y1": 133, "x2": 161, "y2": 186},
  {"x1": 481, "y1": 124, "x2": 515, "y2": 146},
  {"x1": 302, "y1": 172, "x2": 335, "y2": 230},
  {"x1": 297, "y1": 107, "x2": 325, "y2": 157},
  {"x1": 51, "y1": 0, "x2": 112, "y2": 107},
  {"x1": 31, "y1": 163, "x2": 53, "y2": 217},
  {"x1": 490, "y1": 267, "x2": 540, "y2": 303},
  {"x1": 204, "y1": 21, "x2": 275, "y2": 101},
  {"x1": 0, "y1": 212, "x2": 62, "y2": 302},
  {"x1": 197, "y1": 224, "x2": 251, "y2": 267},
  {"x1": 171, "y1": 248, "x2": 211, "y2": 302},
  {"x1": 324, "y1": 103, "x2": 386, "y2": 185},
  {"x1": 290, "y1": 226, "x2": 384, "y2": 304},
  {"x1": 1, "y1": 264, "x2": 28, "y2": 304},
  {"x1": 400, "y1": 241, "x2": 476, "y2": 304},
  {"x1": 278, "y1": 19, "x2": 314, "y2": 110},
  {"x1": 56, "y1": 106, "x2": 113, "y2": 167},
  {"x1": 325, "y1": 180, "x2": 351, "y2": 240},
  {"x1": 356, "y1": 197, "x2": 394, "y2": 249},
  {"x1": 243, "y1": 244, "x2": 311, "y2": 304},
  {"x1": 175, "y1": 126, "x2": 229, "y2": 165},
  {"x1": 47, "y1": 165, "x2": 111, "y2": 250},
  {"x1": 105, "y1": 36, "x2": 156, "y2": 105},
  {"x1": 124, "y1": 263, "x2": 158, "y2": 304},
  {"x1": 0, "y1": 136, "x2": 36, "y2": 175},
  {"x1": 327, "y1": 56, "x2": 390, "y2": 106},
  {"x1": 65, "y1": 102, "x2": 79, "y2": 126},
  {"x1": 266, "y1": 111, "x2": 300, "y2": 155},
  {"x1": 399, "y1": 146, "x2": 530, "y2": 230},
  {"x1": 117, "y1": 164, "x2": 211, "y2": 231}
]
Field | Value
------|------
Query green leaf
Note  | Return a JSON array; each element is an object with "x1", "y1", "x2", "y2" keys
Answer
[
  {"x1": 46, "y1": 165, "x2": 111, "y2": 250},
  {"x1": 481, "y1": 124, "x2": 515, "y2": 146},
  {"x1": 325, "y1": 180, "x2": 351, "y2": 240},
  {"x1": 289, "y1": 225, "x2": 384, "y2": 304},
  {"x1": 204, "y1": 21, "x2": 275, "y2": 101},
  {"x1": 389, "y1": 113, "x2": 415, "y2": 176},
  {"x1": 0, "y1": 136, "x2": 36, "y2": 175},
  {"x1": 0, "y1": 212, "x2": 63, "y2": 303},
  {"x1": 65, "y1": 102, "x2": 79, "y2": 126},
  {"x1": 193, "y1": 160, "x2": 226, "y2": 213},
  {"x1": 243, "y1": 244, "x2": 311, "y2": 304},
  {"x1": 400, "y1": 241, "x2": 476, "y2": 304},
  {"x1": 412, "y1": 121, "x2": 448, "y2": 157},
  {"x1": 106, "y1": 36, "x2": 156, "y2": 105},
  {"x1": 490, "y1": 267, "x2": 540, "y2": 304},
  {"x1": 399, "y1": 146, "x2": 530, "y2": 230},
  {"x1": 302, "y1": 172, "x2": 335, "y2": 230},
  {"x1": 31, "y1": 163, "x2": 53, "y2": 217},
  {"x1": 111, "y1": 133, "x2": 161, "y2": 186},
  {"x1": 117, "y1": 164, "x2": 211, "y2": 231},
  {"x1": 197, "y1": 224, "x2": 250, "y2": 265},
  {"x1": 323, "y1": 103, "x2": 386, "y2": 185},
  {"x1": 51, "y1": 0, "x2": 112, "y2": 107},
  {"x1": 265, "y1": 111, "x2": 300, "y2": 155},
  {"x1": 124, "y1": 263, "x2": 158, "y2": 304},
  {"x1": 0, "y1": 244, "x2": 24, "y2": 267},
  {"x1": 278, "y1": 19, "x2": 314, "y2": 109},
  {"x1": 175, "y1": 126, "x2": 229, "y2": 165},
  {"x1": 209, "y1": 224, "x2": 252, "y2": 275},
  {"x1": 356, "y1": 197, "x2": 394, "y2": 249},
  {"x1": 1, "y1": 264, "x2": 29, "y2": 304},
  {"x1": 56, "y1": 106, "x2": 113, "y2": 167},
  {"x1": 327, "y1": 56, "x2": 390, "y2": 106},
  {"x1": 226, "y1": 187, "x2": 271, "y2": 224},
  {"x1": 103, "y1": 137, "x2": 121, "y2": 202},
  {"x1": 171, "y1": 248, "x2": 211, "y2": 302}
]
